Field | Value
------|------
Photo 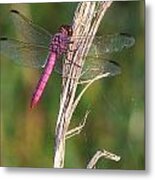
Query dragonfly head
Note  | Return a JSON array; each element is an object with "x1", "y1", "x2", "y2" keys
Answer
[{"x1": 59, "y1": 25, "x2": 73, "y2": 37}]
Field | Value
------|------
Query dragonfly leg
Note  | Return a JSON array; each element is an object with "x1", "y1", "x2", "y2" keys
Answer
[
  {"x1": 63, "y1": 50, "x2": 81, "y2": 69},
  {"x1": 65, "y1": 58, "x2": 81, "y2": 69},
  {"x1": 68, "y1": 41, "x2": 74, "y2": 44},
  {"x1": 68, "y1": 47, "x2": 78, "y2": 52},
  {"x1": 67, "y1": 39, "x2": 81, "y2": 52},
  {"x1": 67, "y1": 41, "x2": 78, "y2": 52}
]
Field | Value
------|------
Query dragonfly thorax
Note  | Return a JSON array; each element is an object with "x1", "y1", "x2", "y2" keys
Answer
[{"x1": 50, "y1": 26, "x2": 72, "y2": 55}]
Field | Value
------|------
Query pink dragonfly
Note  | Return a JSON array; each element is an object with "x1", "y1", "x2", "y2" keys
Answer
[{"x1": 0, "y1": 10, "x2": 135, "y2": 108}]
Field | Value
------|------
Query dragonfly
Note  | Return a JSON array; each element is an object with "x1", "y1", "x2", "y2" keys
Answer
[{"x1": 0, "y1": 10, "x2": 135, "y2": 108}]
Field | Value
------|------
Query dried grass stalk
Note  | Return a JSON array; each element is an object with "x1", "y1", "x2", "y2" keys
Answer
[
  {"x1": 54, "y1": 1, "x2": 113, "y2": 168},
  {"x1": 87, "y1": 149, "x2": 121, "y2": 169}
]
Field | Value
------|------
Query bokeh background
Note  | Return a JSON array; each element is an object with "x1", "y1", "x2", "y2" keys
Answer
[{"x1": 0, "y1": 1, "x2": 144, "y2": 169}]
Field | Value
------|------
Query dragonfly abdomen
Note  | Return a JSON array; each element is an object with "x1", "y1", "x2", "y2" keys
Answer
[{"x1": 30, "y1": 53, "x2": 57, "y2": 108}]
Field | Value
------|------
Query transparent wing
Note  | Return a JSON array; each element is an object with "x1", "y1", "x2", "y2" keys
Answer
[
  {"x1": 0, "y1": 37, "x2": 49, "y2": 68},
  {"x1": 89, "y1": 33, "x2": 135, "y2": 55},
  {"x1": 76, "y1": 33, "x2": 134, "y2": 80},
  {"x1": 72, "y1": 33, "x2": 135, "y2": 57},
  {"x1": 10, "y1": 9, "x2": 52, "y2": 46},
  {"x1": 80, "y1": 55, "x2": 121, "y2": 80},
  {"x1": 54, "y1": 55, "x2": 64, "y2": 74},
  {"x1": 53, "y1": 33, "x2": 134, "y2": 77}
]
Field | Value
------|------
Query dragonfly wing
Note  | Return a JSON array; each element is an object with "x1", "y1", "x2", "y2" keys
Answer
[
  {"x1": 53, "y1": 55, "x2": 65, "y2": 74},
  {"x1": 53, "y1": 33, "x2": 134, "y2": 76},
  {"x1": 0, "y1": 37, "x2": 49, "y2": 68},
  {"x1": 10, "y1": 10, "x2": 51, "y2": 46},
  {"x1": 87, "y1": 33, "x2": 135, "y2": 56},
  {"x1": 81, "y1": 56, "x2": 121, "y2": 80},
  {"x1": 54, "y1": 55, "x2": 74, "y2": 75}
]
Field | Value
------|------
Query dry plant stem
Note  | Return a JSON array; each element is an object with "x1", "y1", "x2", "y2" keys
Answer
[
  {"x1": 54, "y1": 1, "x2": 113, "y2": 168},
  {"x1": 87, "y1": 149, "x2": 121, "y2": 169},
  {"x1": 65, "y1": 110, "x2": 89, "y2": 139},
  {"x1": 71, "y1": 73, "x2": 110, "y2": 116}
]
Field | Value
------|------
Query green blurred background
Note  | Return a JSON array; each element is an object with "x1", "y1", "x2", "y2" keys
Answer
[{"x1": 0, "y1": 1, "x2": 144, "y2": 169}]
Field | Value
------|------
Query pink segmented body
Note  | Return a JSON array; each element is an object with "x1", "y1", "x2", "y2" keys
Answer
[
  {"x1": 30, "y1": 53, "x2": 57, "y2": 108},
  {"x1": 30, "y1": 25, "x2": 73, "y2": 108}
]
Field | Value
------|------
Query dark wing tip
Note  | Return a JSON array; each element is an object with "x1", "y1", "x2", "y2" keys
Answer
[
  {"x1": 0, "y1": 37, "x2": 8, "y2": 41},
  {"x1": 109, "y1": 60, "x2": 121, "y2": 75},
  {"x1": 109, "y1": 60, "x2": 120, "y2": 67},
  {"x1": 119, "y1": 32, "x2": 132, "y2": 38},
  {"x1": 10, "y1": 9, "x2": 20, "y2": 14}
]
